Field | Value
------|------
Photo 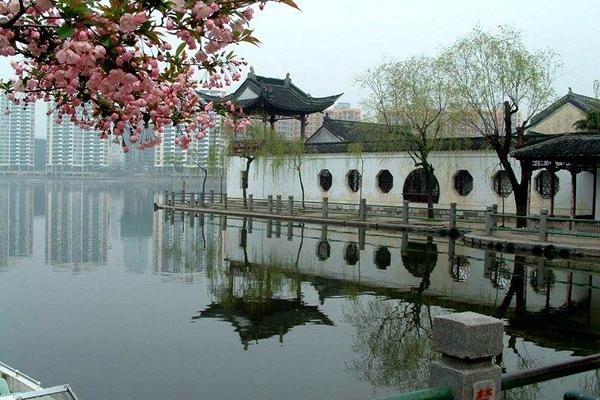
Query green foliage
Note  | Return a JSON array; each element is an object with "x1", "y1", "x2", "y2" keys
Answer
[
  {"x1": 440, "y1": 25, "x2": 561, "y2": 140},
  {"x1": 574, "y1": 110, "x2": 600, "y2": 132}
]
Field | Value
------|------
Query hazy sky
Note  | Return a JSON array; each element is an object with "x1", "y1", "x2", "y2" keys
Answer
[{"x1": 1, "y1": 0, "x2": 599, "y2": 137}]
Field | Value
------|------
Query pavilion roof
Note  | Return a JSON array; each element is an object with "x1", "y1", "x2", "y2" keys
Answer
[
  {"x1": 512, "y1": 132, "x2": 600, "y2": 161},
  {"x1": 200, "y1": 69, "x2": 342, "y2": 116}
]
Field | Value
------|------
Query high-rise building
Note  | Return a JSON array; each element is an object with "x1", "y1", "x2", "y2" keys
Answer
[
  {"x1": 325, "y1": 102, "x2": 362, "y2": 122},
  {"x1": 154, "y1": 113, "x2": 224, "y2": 170},
  {"x1": 34, "y1": 138, "x2": 47, "y2": 171},
  {"x1": 273, "y1": 113, "x2": 324, "y2": 140},
  {"x1": 46, "y1": 107, "x2": 109, "y2": 171},
  {"x1": 0, "y1": 95, "x2": 35, "y2": 170}
]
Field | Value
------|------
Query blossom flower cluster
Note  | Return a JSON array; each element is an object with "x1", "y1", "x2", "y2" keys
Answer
[{"x1": 0, "y1": 0, "x2": 297, "y2": 151}]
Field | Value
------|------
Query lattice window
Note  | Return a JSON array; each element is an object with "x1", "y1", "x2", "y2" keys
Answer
[
  {"x1": 374, "y1": 247, "x2": 391, "y2": 270},
  {"x1": 377, "y1": 170, "x2": 394, "y2": 193},
  {"x1": 317, "y1": 241, "x2": 330, "y2": 261},
  {"x1": 534, "y1": 170, "x2": 559, "y2": 199},
  {"x1": 347, "y1": 170, "x2": 361, "y2": 192},
  {"x1": 493, "y1": 171, "x2": 512, "y2": 197},
  {"x1": 318, "y1": 169, "x2": 332, "y2": 192},
  {"x1": 344, "y1": 243, "x2": 359, "y2": 265},
  {"x1": 454, "y1": 170, "x2": 473, "y2": 196},
  {"x1": 402, "y1": 168, "x2": 440, "y2": 203}
]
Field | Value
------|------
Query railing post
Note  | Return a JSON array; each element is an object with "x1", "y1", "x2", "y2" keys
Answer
[
  {"x1": 210, "y1": 189, "x2": 214, "y2": 204},
  {"x1": 288, "y1": 196, "x2": 294, "y2": 215},
  {"x1": 222, "y1": 193, "x2": 228, "y2": 209},
  {"x1": 322, "y1": 197, "x2": 328, "y2": 218},
  {"x1": 164, "y1": 190, "x2": 168, "y2": 204},
  {"x1": 403, "y1": 200, "x2": 409, "y2": 224},
  {"x1": 485, "y1": 206, "x2": 494, "y2": 236},
  {"x1": 248, "y1": 194, "x2": 254, "y2": 211},
  {"x1": 430, "y1": 312, "x2": 503, "y2": 400},
  {"x1": 267, "y1": 195, "x2": 273, "y2": 214},
  {"x1": 170, "y1": 191, "x2": 175, "y2": 206},
  {"x1": 539, "y1": 209, "x2": 548, "y2": 241},
  {"x1": 449, "y1": 202, "x2": 457, "y2": 230},
  {"x1": 199, "y1": 193, "x2": 205, "y2": 208},
  {"x1": 190, "y1": 193, "x2": 196, "y2": 208},
  {"x1": 276, "y1": 195, "x2": 282, "y2": 215},
  {"x1": 359, "y1": 199, "x2": 367, "y2": 221}
]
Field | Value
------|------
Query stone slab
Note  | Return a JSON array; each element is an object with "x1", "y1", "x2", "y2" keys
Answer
[{"x1": 432, "y1": 311, "x2": 503, "y2": 360}]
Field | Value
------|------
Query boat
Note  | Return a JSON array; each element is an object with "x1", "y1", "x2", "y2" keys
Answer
[{"x1": 0, "y1": 361, "x2": 78, "y2": 399}]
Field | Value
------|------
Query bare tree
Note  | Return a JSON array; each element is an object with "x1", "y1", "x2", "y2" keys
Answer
[
  {"x1": 441, "y1": 26, "x2": 561, "y2": 226},
  {"x1": 358, "y1": 56, "x2": 450, "y2": 218}
]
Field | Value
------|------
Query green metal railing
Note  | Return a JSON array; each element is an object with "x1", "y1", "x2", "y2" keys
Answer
[
  {"x1": 376, "y1": 354, "x2": 600, "y2": 400},
  {"x1": 379, "y1": 387, "x2": 452, "y2": 400}
]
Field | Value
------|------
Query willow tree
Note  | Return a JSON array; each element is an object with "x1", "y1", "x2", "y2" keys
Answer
[
  {"x1": 441, "y1": 26, "x2": 561, "y2": 225},
  {"x1": 207, "y1": 143, "x2": 227, "y2": 196},
  {"x1": 226, "y1": 124, "x2": 286, "y2": 208},
  {"x1": 287, "y1": 138, "x2": 313, "y2": 209},
  {"x1": 358, "y1": 56, "x2": 450, "y2": 218}
]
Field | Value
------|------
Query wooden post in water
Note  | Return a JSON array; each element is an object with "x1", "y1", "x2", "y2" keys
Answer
[
  {"x1": 199, "y1": 193, "x2": 205, "y2": 207},
  {"x1": 267, "y1": 195, "x2": 273, "y2": 214},
  {"x1": 276, "y1": 195, "x2": 282, "y2": 215},
  {"x1": 288, "y1": 196, "x2": 294, "y2": 215},
  {"x1": 248, "y1": 194, "x2": 254, "y2": 211},
  {"x1": 322, "y1": 197, "x2": 328, "y2": 218}
]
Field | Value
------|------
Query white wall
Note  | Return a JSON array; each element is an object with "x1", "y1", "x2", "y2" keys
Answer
[
  {"x1": 228, "y1": 151, "x2": 519, "y2": 210},
  {"x1": 228, "y1": 151, "x2": 598, "y2": 217}
]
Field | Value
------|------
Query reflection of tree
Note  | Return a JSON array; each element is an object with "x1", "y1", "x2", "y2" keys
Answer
[
  {"x1": 345, "y1": 240, "x2": 439, "y2": 392},
  {"x1": 197, "y1": 225, "x2": 333, "y2": 349}
]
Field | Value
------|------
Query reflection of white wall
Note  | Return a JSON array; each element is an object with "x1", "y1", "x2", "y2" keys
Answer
[{"x1": 221, "y1": 219, "x2": 594, "y2": 313}]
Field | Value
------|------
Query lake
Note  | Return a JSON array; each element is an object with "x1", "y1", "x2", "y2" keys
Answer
[{"x1": 0, "y1": 179, "x2": 599, "y2": 400}]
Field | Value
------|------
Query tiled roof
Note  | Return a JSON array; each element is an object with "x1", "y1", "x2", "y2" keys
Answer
[
  {"x1": 305, "y1": 118, "x2": 492, "y2": 153},
  {"x1": 200, "y1": 71, "x2": 342, "y2": 116},
  {"x1": 512, "y1": 132, "x2": 600, "y2": 160},
  {"x1": 528, "y1": 91, "x2": 600, "y2": 128}
]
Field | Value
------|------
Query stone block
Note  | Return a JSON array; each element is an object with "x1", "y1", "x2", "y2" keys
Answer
[
  {"x1": 431, "y1": 358, "x2": 501, "y2": 400},
  {"x1": 432, "y1": 311, "x2": 503, "y2": 360}
]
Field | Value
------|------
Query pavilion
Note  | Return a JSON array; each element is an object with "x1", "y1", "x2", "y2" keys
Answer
[
  {"x1": 512, "y1": 132, "x2": 600, "y2": 218},
  {"x1": 201, "y1": 68, "x2": 342, "y2": 139}
]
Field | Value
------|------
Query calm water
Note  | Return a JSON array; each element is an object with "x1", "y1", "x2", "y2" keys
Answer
[{"x1": 1, "y1": 179, "x2": 600, "y2": 400}]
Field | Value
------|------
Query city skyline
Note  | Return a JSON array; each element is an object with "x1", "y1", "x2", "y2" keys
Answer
[{"x1": 0, "y1": 0, "x2": 598, "y2": 139}]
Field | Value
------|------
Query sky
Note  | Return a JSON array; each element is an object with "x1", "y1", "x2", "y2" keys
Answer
[{"x1": 2, "y1": 0, "x2": 600, "y2": 138}]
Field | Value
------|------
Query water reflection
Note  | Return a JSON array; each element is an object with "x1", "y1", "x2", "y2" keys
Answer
[
  {"x1": 2, "y1": 180, "x2": 600, "y2": 399},
  {"x1": 0, "y1": 182, "x2": 33, "y2": 270},
  {"x1": 45, "y1": 182, "x2": 109, "y2": 272}
]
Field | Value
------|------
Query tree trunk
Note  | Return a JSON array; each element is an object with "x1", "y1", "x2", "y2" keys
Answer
[
  {"x1": 298, "y1": 167, "x2": 305, "y2": 210},
  {"x1": 201, "y1": 168, "x2": 207, "y2": 194},
  {"x1": 242, "y1": 157, "x2": 253, "y2": 209},
  {"x1": 425, "y1": 164, "x2": 435, "y2": 219}
]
